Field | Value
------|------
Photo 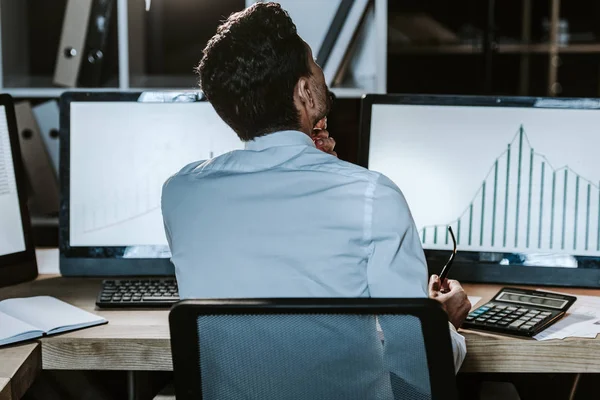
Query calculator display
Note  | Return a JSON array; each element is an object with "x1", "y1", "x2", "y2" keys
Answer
[{"x1": 496, "y1": 292, "x2": 568, "y2": 309}]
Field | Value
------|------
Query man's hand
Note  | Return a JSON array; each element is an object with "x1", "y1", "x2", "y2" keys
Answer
[
  {"x1": 311, "y1": 117, "x2": 337, "y2": 157},
  {"x1": 429, "y1": 274, "x2": 471, "y2": 330}
]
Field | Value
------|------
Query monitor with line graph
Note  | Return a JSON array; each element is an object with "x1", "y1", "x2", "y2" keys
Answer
[
  {"x1": 359, "y1": 94, "x2": 600, "y2": 288},
  {"x1": 59, "y1": 92, "x2": 244, "y2": 276}
]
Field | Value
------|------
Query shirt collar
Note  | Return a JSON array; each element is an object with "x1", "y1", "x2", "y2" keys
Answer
[{"x1": 245, "y1": 130, "x2": 315, "y2": 151}]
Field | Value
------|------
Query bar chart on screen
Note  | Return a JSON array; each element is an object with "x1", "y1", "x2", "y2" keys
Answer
[{"x1": 420, "y1": 125, "x2": 600, "y2": 257}]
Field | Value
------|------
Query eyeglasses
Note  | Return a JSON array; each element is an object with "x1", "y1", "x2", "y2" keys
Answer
[{"x1": 438, "y1": 226, "x2": 457, "y2": 285}]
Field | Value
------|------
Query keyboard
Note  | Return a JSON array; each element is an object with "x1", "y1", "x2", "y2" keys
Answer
[{"x1": 96, "y1": 278, "x2": 180, "y2": 308}]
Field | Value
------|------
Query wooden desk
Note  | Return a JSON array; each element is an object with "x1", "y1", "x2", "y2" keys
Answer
[
  {"x1": 1, "y1": 276, "x2": 600, "y2": 374},
  {"x1": 0, "y1": 276, "x2": 170, "y2": 371},
  {"x1": 461, "y1": 283, "x2": 600, "y2": 373},
  {"x1": 0, "y1": 343, "x2": 40, "y2": 400}
]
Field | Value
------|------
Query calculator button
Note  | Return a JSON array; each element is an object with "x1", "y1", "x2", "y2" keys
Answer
[
  {"x1": 466, "y1": 315, "x2": 476, "y2": 321},
  {"x1": 531, "y1": 318, "x2": 542, "y2": 323},
  {"x1": 541, "y1": 312, "x2": 552, "y2": 317},
  {"x1": 497, "y1": 321, "x2": 509, "y2": 326},
  {"x1": 475, "y1": 318, "x2": 487, "y2": 322},
  {"x1": 530, "y1": 310, "x2": 540, "y2": 315},
  {"x1": 495, "y1": 305, "x2": 507, "y2": 309},
  {"x1": 509, "y1": 320, "x2": 526, "y2": 328},
  {"x1": 507, "y1": 307, "x2": 517, "y2": 311},
  {"x1": 519, "y1": 324, "x2": 533, "y2": 331}
]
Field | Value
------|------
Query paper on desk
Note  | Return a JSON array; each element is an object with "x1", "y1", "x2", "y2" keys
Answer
[
  {"x1": 468, "y1": 296, "x2": 482, "y2": 308},
  {"x1": 533, "y1": 292, "x2": 600, "y2": 341}
]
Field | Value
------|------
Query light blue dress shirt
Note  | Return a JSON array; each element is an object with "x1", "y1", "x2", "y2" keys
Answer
[{"x1": 161, "y1": 130, "x2": 466, "y2": 380}]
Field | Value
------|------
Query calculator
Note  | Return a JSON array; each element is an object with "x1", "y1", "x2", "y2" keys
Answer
[{"x1": 463, "y1": 287, "x2": 577, "y2": 337}]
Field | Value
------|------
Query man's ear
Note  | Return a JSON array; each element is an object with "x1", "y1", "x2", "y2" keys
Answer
[{"x1": 296, "y1": 76, "x2": 315, "y2": 109}]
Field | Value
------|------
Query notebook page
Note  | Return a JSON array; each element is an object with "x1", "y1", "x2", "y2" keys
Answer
[
  {"x1": 0, "y1": 296, "x2": 106, "y2": 334},
  {"x1": 0, "y1": 311, "x2": 43, "y2": 346}
]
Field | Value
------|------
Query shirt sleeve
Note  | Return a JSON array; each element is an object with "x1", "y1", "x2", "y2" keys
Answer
[{"x1": 367, "y1": 174, "x2": 466, "y2": 373}]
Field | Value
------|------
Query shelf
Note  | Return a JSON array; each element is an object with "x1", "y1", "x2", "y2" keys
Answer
[
  {"x1": 6, "y1": 87, "x2": 370, "y2": 99},
  {"x1": 3, "y1": 75, "x2": 121, "y2": 98},
  {"x1": 390, "y1": 42, "x2": 600, "y2": 55},
  {"x1": 390, "y1": 43, "x2": 481, "y2": 55},
  {"x1": 4, "y1": 87, "x2": 124, "y2": 98},
  {"x1": 499, "y1": 43, "x2": 600, "y2": 54},
  {"x1": 129, "y1": 75, "x2": 199, "y2": 90}
]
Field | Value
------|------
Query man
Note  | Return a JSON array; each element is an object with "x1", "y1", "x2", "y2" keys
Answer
[{"x1": 161, "y1": 1, "x2": 470, "y2": 394}]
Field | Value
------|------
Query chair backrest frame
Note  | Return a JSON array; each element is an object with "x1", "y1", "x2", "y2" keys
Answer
[{"x1": 169, "y1": 298, "x2": 458, "y2": 400}]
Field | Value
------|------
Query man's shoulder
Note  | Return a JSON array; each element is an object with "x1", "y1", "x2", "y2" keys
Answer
[
  {"x1": 319, "y1": 156, "x2": 403, "y2": 195},
  {"x1": 301, "y1": 149, "x2": 384, "y2": 184},
  {"x1": 162, "y1": 160, "x2": 209, "y2": 197}
]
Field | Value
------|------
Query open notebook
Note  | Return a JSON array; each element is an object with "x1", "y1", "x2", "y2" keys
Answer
[{"x1": 0, "y1": 296, "x2": 107, "y2": 346}]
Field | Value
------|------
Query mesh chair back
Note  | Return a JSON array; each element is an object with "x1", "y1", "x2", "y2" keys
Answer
[{"x1": 169, "y1": 298, "x2": 458, "y2": 400}]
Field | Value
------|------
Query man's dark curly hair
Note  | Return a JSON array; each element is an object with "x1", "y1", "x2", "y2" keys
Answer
[{"x1": 197, "y1": 2, "x2": 311, "y2": 141}]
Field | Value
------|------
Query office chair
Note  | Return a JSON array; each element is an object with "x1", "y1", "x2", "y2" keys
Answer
[{"x1": 169, "y1": 298, "x2": 458, "y2": 400}]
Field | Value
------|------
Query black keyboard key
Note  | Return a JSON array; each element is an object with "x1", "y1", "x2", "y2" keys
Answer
[{"x1": 142, "y1": 296, "x2": 179, "y2": 302}]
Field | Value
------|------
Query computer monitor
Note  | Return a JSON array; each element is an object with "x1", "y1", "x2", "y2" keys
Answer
[
  {"x1": 59, "y1": 92, "x2": 244, "y2": 276},
  {"x1": 359, "y1": 94, "x2": 600, "y2": 288},
  {"x1": 0, "y1": 94, "x2": 37, "y2": 287}
]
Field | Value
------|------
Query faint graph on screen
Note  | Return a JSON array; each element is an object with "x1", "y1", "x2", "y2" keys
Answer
[
  {"x1": 420, "y1": 126, "x2": 600, "y2": 256},
  {"x1": 67, "y1": 102, "x2": 244, "y2": 247},
  {"x1": 0, "y1": 115, "x2": 17, "y2": 197},
  {"x1": 69, "y1": 103, "x2": 243, "y2": 247}
]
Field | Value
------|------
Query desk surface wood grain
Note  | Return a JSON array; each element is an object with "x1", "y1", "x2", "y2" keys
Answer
[
  {"x1": 0, "y1": 343, "x2": 40, "y2": 400},
  {"x1": 1, "y1": 276, "x2": 600, "y2": 373}
]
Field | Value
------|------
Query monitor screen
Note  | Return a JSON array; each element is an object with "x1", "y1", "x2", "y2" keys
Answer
[
  {"x1": 0, "y1": 105, "x2": 26, "y2": 256},
  {"x1": 366, "y1": 100, "x2": 600, "y2": 271},
  {"x1": 68, "y1": 101, "x2": 243, "y2": 256}
]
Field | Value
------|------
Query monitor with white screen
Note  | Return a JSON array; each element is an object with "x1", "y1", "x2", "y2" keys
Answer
[
  {"x1": 359, "y1": 94, "x2": 600, "y2": 288},
  {"x1": 0, "y1": 105, "x2": 26, "y2": 257},
  {"x1": 59, "y1": 92, "x2": 244, "y2": 276},
  {"x1": 0, "y1": 94, "x2": 37, "y2": 287}
]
